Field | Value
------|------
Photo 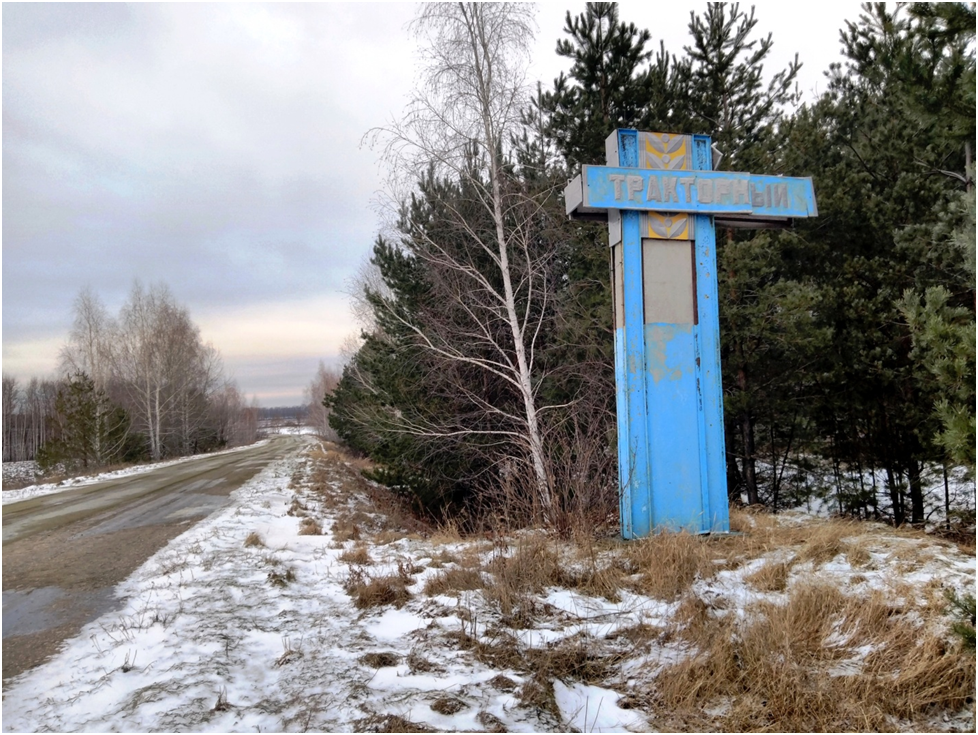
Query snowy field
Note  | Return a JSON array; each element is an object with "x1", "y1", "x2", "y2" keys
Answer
[{"x1": 2, "y1": 442, "x2": 975, "y2": 732}]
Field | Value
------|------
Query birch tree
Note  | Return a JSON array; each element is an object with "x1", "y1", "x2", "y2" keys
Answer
[
  {"x1": 2, "y1": 376, "x2": 22, "y2": 462},
  {"x1": 114, "y1": 282, "x2": 216, "y2": 460},
  {"x1": 305, "y1": 361, "x2": 340, "y2": 440},
  {"x1": 60, "y1": 286, "x2": 115, "y2": 391},
  {"x1": 370, "y1": 3, "x2": 559, "y2": 519}
]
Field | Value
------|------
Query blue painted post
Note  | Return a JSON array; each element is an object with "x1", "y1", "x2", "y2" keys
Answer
[
  {"x1": 610, "y1": 131, "x2": 645, "y2": 537},
  {"x1": 564, "y1": 128, "x2": 818, "y2": 538},
  {"x1": 691, "y1": 135, "x2": 729, "y2": 533},
  {"x1": 612, "y1": 128, "x2": 729, "y2": 537}
]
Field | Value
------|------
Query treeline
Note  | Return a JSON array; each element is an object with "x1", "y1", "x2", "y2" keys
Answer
[
  {"x1": 327, "y1": 2, "x2": 974, "y2": 528},
  {"x1": 3, "y1": 283, "x2": 260, "y2": 470}
]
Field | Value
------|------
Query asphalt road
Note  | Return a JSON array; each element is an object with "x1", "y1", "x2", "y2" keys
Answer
[{"x1": 1, "y1": 435, "x2": 306, "y2": 682}]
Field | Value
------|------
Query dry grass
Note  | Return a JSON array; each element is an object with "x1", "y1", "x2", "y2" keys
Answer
[
  {"x1": 525, "y1": 633, "x2": 621, "y2": 684},
  {"x1": 353, "y1": 714, "x2": 434, "y2": 733},
  {"x1": 626, "y1": 531, "x2": 713, "y2": 601},
  {"x1": 406, "y1": 651, "x2": 440, "y2": 674},
  {"x1": 606, "y1": 622, "x2": 661, "y2": 647},
  {"x1": 306, "y1": 442, "x2": 976, "y2": 732},
  {"x1": 429, "y1": 697, "x2": 465, "y2": 715},
  {"x1": 797, "y1": 521, "x2": 854, "y2": 564},
  {"x1": 843, "y1": 537, "x2": 874, "y2": 567},
  {"x1": 428, "y1": 520, "x2": 464, "y2": 545},
  {"x1": 745, "y1": 558, "x2": 794, "y2": 592},
  {"x1": 563, "y1": 563, "x2": 626, "y2": 602},
  {"x1": 476, "y1": 711, "x2": 507, "y2": 733},
  {"x1": 359, "y1": 652, "x2": 400, "y2": 668},
  {"x1": 373, "y1": 529, "x2": 410, "y2": 546},
  {"x1": 516, "y1": 675, "x2": 559, "y2": 719},
  {"x1": 486, "y1": 674, "x2": 518, "y2": 692},
  {"x1": 423, "y1": 566, "x2": 485, "y2": 597},
  {"x1": 345, "y1": 567, "x2": 413, "y2": 609},
  {"x1": 339, "y1": 546, "x2": 373, "y2": 566},
  {"x1": 266, "y1": 568, "x2": 296, "y2": 587},
  {"x1": 243, "y1": 531, "x2": 264, "y2": 548},
  {"x1": 425, "y1": 549, "x2": 459, "y2": 568},
  {"x1": 298, "y1": 517, "x2": 322, "y2": 535},
  {"x1": 481, "y1": 535, "x2": 570, "y2": 622},
  {"x1": 564, "y1": 537, "x2": 628, "y2": 601},
  {"x1": 331, "y1": 515, "x2": 363, "y2": 543},
  {"x1": 651, "y1": 579, "x2": 976, "y2": 732}
]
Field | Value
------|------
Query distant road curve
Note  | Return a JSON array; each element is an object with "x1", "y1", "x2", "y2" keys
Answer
[{"x1": 2, "y1": 434, "x2": 309, "y2": 681}]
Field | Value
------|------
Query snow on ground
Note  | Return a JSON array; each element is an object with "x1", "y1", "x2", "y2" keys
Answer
[
  {"x1": 267, "y1": 425, "x2": 321, "y2": 436},
  {"x1": 0, "y1": 460, "x2": 39, "y2": 488},
  {"x1": 3, "y1": 442, "x2": 975, "y2": 733},
  {"x1": 1, "y1": 440, "x2": 270, "y2": 506}
]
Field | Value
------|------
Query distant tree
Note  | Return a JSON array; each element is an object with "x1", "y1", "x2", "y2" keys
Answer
[
  {"x1": 60, "y1": 286, "x2": 114, "y2": 391},
  {"x1": 36, "y1": 372, "x2": 131, "y2": 471},
  {"x1": 113, "y1": 282, "x2": 223, "y2": 460},
  {"x1": 2, "y1": 376, "x2": 23, "y2": 462},
  {"x1": 307, "y1": 361, "x2": 341, "y2": 440}
]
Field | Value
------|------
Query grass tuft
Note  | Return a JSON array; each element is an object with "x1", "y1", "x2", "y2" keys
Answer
[
  {"x1": 626, "y1": 531, "x2": 712, "y2": 601},
  {"x1": 430, "y1": 697, "x2": 465, "y2": 715},
  {"x1": 423, "y1": 566, "x2": 484, "y2": 596},
  {"x1": 353, "y1": 714, "x2": 434, "y2": 733},
  {"x1": 243, "y1": 531, "x2": 264, "y2": 548},
  {"x1": 267, "y1": 568, "x2": 296, "y2": 587},
  {"x1": 797, "y1": 521, "x2": 853, "y2": 564},
  {"x1": 745, "y1": 558, "x2": 793, "y2": 592},
  {"x1": 359, "y1": 651, "x2": 400, "y2": 668},
  {"x1": 339, "y1": 545, "x2": 374, "y2": 566},
  {"x1": 298, "y1": 517, "x2": 323, "y2": 535},
  {"x1": 345, "y1": 568, "x2": 413, "y2": 609}
]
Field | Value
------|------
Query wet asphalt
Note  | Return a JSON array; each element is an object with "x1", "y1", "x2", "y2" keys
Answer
[{"x1": 1, "y1": 435, "x2": 305, "y2": 681}]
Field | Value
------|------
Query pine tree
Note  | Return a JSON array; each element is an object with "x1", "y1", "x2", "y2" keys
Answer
[
  {"x1": 780, "y1": 3, "x2": 974, "y2": 523},
  {"x1": 538, "y1": 2, "x2": 691, "y2": 168},
  {"x1": 684, "y1": 2, "x2": 799, "y2": 170},
  {"x1": 37, "y1": 372, "x2": 130, "y2": 472},
  {"x1": 900, "y1": 175, "x2": 976, "y2": 472}
]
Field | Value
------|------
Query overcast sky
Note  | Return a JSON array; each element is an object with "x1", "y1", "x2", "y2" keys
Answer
[{"x1": 2, "y1": 2, "x2": 859, "y2": 406}]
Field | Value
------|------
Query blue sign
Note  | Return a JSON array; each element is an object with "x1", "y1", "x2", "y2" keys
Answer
[
  {"x1": 579, "y1": 166, "x2": 817, "y2": 218},
  {"x1": 565, "y1": 130, "x2": 818, "y2": 539}
]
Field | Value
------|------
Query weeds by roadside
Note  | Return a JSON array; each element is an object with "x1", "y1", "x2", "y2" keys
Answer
[{"x1": 277, "y1": 441, "x2": 978, "y2": 731}]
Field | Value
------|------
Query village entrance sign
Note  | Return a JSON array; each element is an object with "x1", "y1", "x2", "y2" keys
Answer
[{"x1": 565, "y1": 130, "x2": 818, "y2": 538}]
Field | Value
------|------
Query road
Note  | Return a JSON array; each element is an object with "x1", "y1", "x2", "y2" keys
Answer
[{"x1": 1, "y1": 435, "x2": 306, "y2": 682}]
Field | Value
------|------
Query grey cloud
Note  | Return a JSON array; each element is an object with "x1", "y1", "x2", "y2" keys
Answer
[{"x1": 3, "y1": 4, "x2": 416, "y2": 354}]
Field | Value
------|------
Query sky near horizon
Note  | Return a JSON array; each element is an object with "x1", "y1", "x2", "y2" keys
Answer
[{"x1": 2, "y1": 2, "x2": 858, "y2": 406}]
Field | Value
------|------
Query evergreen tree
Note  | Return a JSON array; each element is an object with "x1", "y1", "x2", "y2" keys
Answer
[
  {"x1": 330, "y1": 157, "x2": 562, "y2": 521},
  {"x1": 525, "y1": 4, "x2": 697, "y2": 521},
  {"x1": 37, "y1": 372, "x2": 131, "y2": 472},
  {"x1": 900, "y1": 175, "x2": 976, "y2": 472},
  {"x1": 538, "y1": 2, "x2": 691, "y2": 168},
  {"x1": 780, "y1": 3, "x2": 974, "y2": 523},
  {"x1": 684, "y1": 2, "x2": 800, "y2": 170},
  {"x1": 328, "y1": 226, "x2": 481, "y2": 515}
]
